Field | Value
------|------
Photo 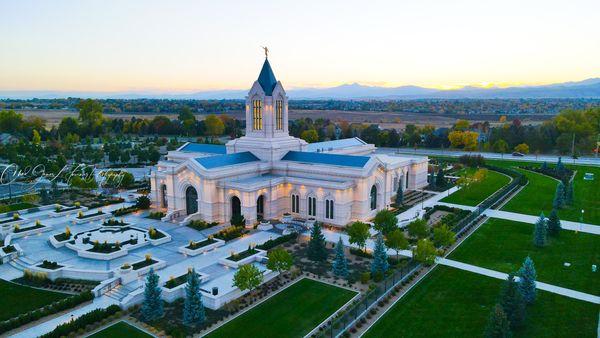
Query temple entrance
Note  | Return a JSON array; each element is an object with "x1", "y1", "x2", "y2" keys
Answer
[
  {"x1": 185, "y1": 186, "x2": 198, "y2": 215},
  {"x1": 231, "y1": 196, "x2": 241, "y2": 219},
  {"x1": 256, "y1": 195, "x2": 264, "y2": 220}
]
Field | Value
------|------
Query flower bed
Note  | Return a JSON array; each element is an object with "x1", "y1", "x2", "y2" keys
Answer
[
  {"x1": 2, "y1": 245, "x2": 16, "y2": 254},
  {"x1": 227, "y1": 247, "x2": 259, "y2": 261},
  {"x1": 77, "y1": 210, "x2": 105, "y2": 219},
  {"x1": 74, "y1": 210, "x2": 107, "y2": 224},
  {"x1": 164, "y1": 273, "x2": 189, "y2": 289},
  {"x1": 0, "y1": 216, "x2": 23, "y2": 225},
  {"x1": 178, "y1": 237, "x2": 225, "y2": 256},
  {"x1": 256, "y1": 233, "x2": 297, "y2": 250},
  {"x1": 132, "y1": 258, "x2": 158, "y2": 270},
  {"x1": 187, "y1": 219, "x2": 220, "y2": 231},
  {"x1": 37, "y1": 260, "x2": 63, "y2": 270},
  {"x1": 14, "y1": 222, "x2": 45, "y2": 233},
  {"x1": 111, "y1": 205, "x2": 140, "y2": 216},
  {"x1": 219, "y1": 247, "x2": 266, "y2": 268},
  {"x1": 213, "y1": 226, "x2": 245, "y2": 242},
  {"x1": 147, "y1": 211, "x2": 165, "y2": 220},
  {"x1": 102, "y1": 218, "x2": 129, "y2": 226}
]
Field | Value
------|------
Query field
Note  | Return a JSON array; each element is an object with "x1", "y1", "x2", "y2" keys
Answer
[
  {"x1": 447, "y1": 218, "x2": 600, "y2": 294},
  {"x1": 0, "y1": 279, "x2": 69, "y2": 321},
  {"x1": 206, "y1": 278, "x2": 356, "y2": 338},
  {"x1": 363, "y1": 266, "x2": 598, "y2": 338},
  {"x1": 440, "y1": 168, "x2": 510, "y2": 206},
  {"x1": 89, "y1": 321, "x2": 152, "y2": 338},
  {"x1": 500, "y1": 168, "x2": 557, "y2": 216}
]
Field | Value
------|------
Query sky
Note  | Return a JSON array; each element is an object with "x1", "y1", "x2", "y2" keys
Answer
[{"x1": 1, "y1": 0, "x2": 599, "y2": 92}]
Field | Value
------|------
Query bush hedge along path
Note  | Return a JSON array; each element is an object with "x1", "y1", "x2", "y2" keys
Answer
[{"x1": 205, "y1": 278, "x2": 356, "y2": 338}]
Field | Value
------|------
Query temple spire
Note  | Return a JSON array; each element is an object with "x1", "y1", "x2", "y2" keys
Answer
[{"x1": 257, "y1": 58, "x2": 277, "y2": 96}]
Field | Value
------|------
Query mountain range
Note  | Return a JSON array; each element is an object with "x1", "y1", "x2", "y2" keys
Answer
[{"x1": 2, "y1": 78, "x2": 600, "y2": 100}]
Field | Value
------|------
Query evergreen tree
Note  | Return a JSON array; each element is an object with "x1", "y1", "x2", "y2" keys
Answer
[
  {"x1": 518, "y1": 256, "x2": 537, "y2": 304},
  {"x1": 183, "y1": 269, "x2": 205, "y2": 327},
  {"x1": 141, "y1": 268, "x2": 163, "y2": 321},
  {"x1": 541, "y1": 161, "x2": 548, "y2": 170},
  {"x1": 547, "y1": 209, "x2": 561, "y2": 237},
  {"x1": 500, "y1": 274, "x2": 526, "y2": 329},
  {"x1": 332, "y1": 237, "x2": 349, "y2": 278},
  {"x1": 484, "y1": 304, "x2": 512, "y2": 338},
  {"x1": 371, "y1": 233, "x2": 389, "y2": 276},
  {"x1": 429, "y1": 171, "x2": 436, "y2": 189},
  {"x1": 436, "y1": 167, "x2": 446, "y2": 187},
  {"x1": 395, "y1": 183, "x2": 404, "y2": 208},
  {"x1": 552, "y1": 182, "x2": 565, "y2": 209},
  {"x1": 565, "y1": 181, "x2": 574, "y2": 205},
  {"x1": 307, "y1": 222, "x2": 328, "y2": 261},
  {"x1": 556, "y1": 157, "x2": 565, "y2": 176},
  {"x1": 532, "y1": 212, "x2": 547, "y2": 247}
]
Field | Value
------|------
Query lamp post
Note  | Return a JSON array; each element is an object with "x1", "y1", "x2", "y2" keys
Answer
[{"x1": 579, "y1": 209, "x2": 584, "y2": 233}]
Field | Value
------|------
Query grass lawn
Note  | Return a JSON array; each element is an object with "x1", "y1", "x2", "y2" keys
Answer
[
  {"x1": 557, "y1": 165, "x2": 600, "y2": 225},
  {"x1": 0, "y1": 279, "x2": 69, "y2": 321},
  {"x1": 206, "y1": 278, "x2": 356, "y2": 338},
  {"x1": 448, "y1": 218, "x2": 599, "y2": 294},
  {"x1": 363, "y1": 266, "x2": 598, "y2": 338},
  {"x1": 89, "y1": 321, "x2": 152, "y2": 338},
  {"x1": 440, "y1": 168, "x2": 510, "y2": 206},
  {"x1": 501, "y1": 168, "x2": 558, "y2": 216}
]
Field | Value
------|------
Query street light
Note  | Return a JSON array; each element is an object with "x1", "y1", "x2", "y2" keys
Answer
[{"x1": 579, "y1": 209, "x2": 584, "y2": 233}]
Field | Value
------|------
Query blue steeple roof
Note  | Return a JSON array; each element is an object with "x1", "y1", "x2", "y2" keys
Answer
[{"x1": 257, "y1": 58, "x2": 277, "y2": 96}]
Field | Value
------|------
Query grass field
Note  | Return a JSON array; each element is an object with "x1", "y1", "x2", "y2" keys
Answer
[
  {"x1": 89, "y1": 321, "x2": 152, "y2": 338},
  {"x1": 500, "y1": 168, "x2": 558, "y2": 216},
  {"x1": 0, "y1": 279, "x2": 69, "y2": 321},
  {"x1": 447, "y1": 218, "x2": 600, "y2": 294},
  {"x1": 440, "y1": 168, "x2": 510, "y2": 206},
  {"x1": 363, "y1": 266, "x2": 598, "y2": 338},
  {"x1": 206, "y1": 278, "x2": 356, "y2": 338}
]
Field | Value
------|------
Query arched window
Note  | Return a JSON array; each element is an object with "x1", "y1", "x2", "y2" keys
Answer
[
  {"x1": 291, "y1": 194, "x2": 299, "y2": 213},
  {"x1": 325, "y1": 199, "x2": 334, "y2": 219},
  {"x1": 231, "y1": 196, "x2": 241, "y2": 218},
  {"x1": 256, "y1": 195, "x2": 264, "y2": 220},
  {"x1": 161, "y1": 184, "x2": 167, "y2": 208},
  {"x1": 252, "y1": 100, "x2": 262, "y2": 130},
  {"x1": 308, "y1": 196, "x2": 316, "y2": 217},
  {"x1": 185, "y1": 186, "x2": 198, "y2": 215},
  {"x1": 370, "y1": 185, "x2": 377, "y2": 210},
  {"x1": 275, "y1": 100, "x2": 283, "y2": 130}
]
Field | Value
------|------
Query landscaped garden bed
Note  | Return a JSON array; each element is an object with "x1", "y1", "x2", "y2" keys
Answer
[
  {"x1": 131, "y1": 256, "x2": 158, "y2": 270},
  {"x1": 213, "y1": 226, "x2": 246, "y2": 242},
  {"x1": 37, "y1": 260, "x2": 63, "y2": 270},
  {"x1": 187, "y1": 219, "x2": 220, "y2": 231},
  {"x1": 227, "y1": 247, "x2": 259, "y2": 261},
  {"x1": 219, "y1": 247, "x2": 265, "y2": 268},
  {"x1": 147, "y1": 211, "x2": 165, "y2": 219},
  {"x1": 102, "y1": 218, "x2": 129, "y2": 226},
  {"x1": 49, "y1": 203, "x2": 87, "y2": 217},
  {"x1": 13, "y1": 221, "x2": 45, "y2": 233},
  {"x1": 1, "y1": 245, "x2": 16, "y2": 254},
  {"x1": 178, "y1": 236, "x2": 225, "y2": 256},
  {"x1": 0, "y1": 214, "x2": 23, "y2": 225},
  {"x1": 112, "y1": 205, "x2": 140, "y2": 216}
]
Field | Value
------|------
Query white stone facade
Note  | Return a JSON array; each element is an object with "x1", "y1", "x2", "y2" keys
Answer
[{"x1": 151, "y1": 58, "x2": 428, "y2": 227}]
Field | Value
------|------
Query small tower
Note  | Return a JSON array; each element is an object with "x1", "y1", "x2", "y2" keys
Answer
[{"x1": 226, "y1": 51, "x2": 307, "y2": 161}]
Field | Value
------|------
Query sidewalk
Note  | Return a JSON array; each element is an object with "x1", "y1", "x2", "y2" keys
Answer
[{"x1": 10, "y1": 296, "x2": 119, "y2": 338}]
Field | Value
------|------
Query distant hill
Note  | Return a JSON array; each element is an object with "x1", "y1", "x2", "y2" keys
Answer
[{"x1": 2, "y1": 78, "x2": 599, "y2": 100}]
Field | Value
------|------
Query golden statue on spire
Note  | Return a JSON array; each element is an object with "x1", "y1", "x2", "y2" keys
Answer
[{"x1": 261, "y1": 46, "x2": 269, "y2": 58}]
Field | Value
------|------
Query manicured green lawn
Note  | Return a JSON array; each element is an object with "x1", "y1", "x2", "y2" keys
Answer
[
  {"x1": 441, "y1": 168, "x2": 510, "y2": 206},
  {"x1": 0, "y1": 279, "x2": 69, "y2": 321},
  {"x1": 363, "y1": 266, "x2": 598, "y2": 338},
  {"x1": 89, "y1": 321, "x2": 152, "y2": 338},
  {"x1": 206, "y1": 278, "x2": 356, "y2": 338},
  {"x1": 448, "y1": 218, "x2": 599, "y2": 294},
  {"x1": 501, "y1": 168, "x2": 558, "y2": 216},
  {"x1": 557, "y1": 165, "x2": 600, "y2": 225}
]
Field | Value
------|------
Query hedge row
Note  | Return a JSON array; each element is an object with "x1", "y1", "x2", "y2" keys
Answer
[
  {"x1": 256, "y1": 232, "x2": 298, "y2": 250},
  {"x1": 0, "y1": 291, "x2": 94, "y2": 334},
  {"x1": 40, "y1": 304, "x2": 121, "y2": 338}
]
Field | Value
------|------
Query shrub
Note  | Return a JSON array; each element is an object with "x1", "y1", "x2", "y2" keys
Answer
[
  {"x1": 39, "y1": 304, "x2": 120, "y2": 338},
  {"x1": 360, "y1": 272, "x2": 370, "y2": 284}
]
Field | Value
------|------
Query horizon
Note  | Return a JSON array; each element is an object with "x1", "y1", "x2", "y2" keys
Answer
[{"x1": 1, "y1": 0, "x2": 600, "y2": 93}]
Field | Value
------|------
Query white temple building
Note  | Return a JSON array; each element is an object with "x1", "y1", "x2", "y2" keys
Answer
[{"x1": 150, "y1": 57, "x2": 428, "y2": 227}]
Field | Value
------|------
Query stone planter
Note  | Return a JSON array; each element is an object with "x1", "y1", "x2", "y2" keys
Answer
[
  {"x1": 282, "y1": 213, "x2": 292, "y2": 223},
  {"x1": 178, "y1": 238, "x2": 225, "y2": 256},
  {"x1": 218, "y1": 248, "x2": 267, "y2": 268},
  {"x1": 306, "y1": 218, "x2": 316, "y2": 228},
  {"x1": 257, "y1": 221, "x2": 273, "y2": 231}
]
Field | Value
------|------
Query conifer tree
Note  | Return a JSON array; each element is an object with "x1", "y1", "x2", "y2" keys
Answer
[
  {"x1": 541, "y1": 161, "x2": 548, "y2": 170},
  {"x1": 552, "y1": 182, "x2": 565, "y2": 209},
  {"x1": 565, "y1": 181, "x2": 574, "y2": 205},
  {"x1": 371, "y1": 233, "x2": 389, "y2": 276},
  {"x1": 518, "y1": 256, "x2": 537, "y2": 304},
  {"x1": 484, "y1": 304, "x2": 512, "y2": 338},
  {"x1": 500, "y1": 274, "x2": 526, "y2": 329},
  {"x1": 547, "y1": 209, "x2": 561, "y2": 237},
  {"x1": 436, "y1": 167, "x2": 446, "y2": 187},
  {"x1": 307, "y1": 222, "x2": 328, "y2": 261},
  {"x1": 141, "y1": 268, "x2": 163, "y2": 321},
  {"x1": 556, "y1": 157, "x2": 565, "y2": 175},
  {"x1": 332, "y1": 237, "x2": 349, "y2": 278},
  {"x1": 533, "y1": 212, "x2": 547, "y2": 247},
  {"x1": 429, "y1": 171, "x2": 436, "y2": 189},
  {"x1": 395, "y1": 183, "x2": 404, "y2": 208},
  {"x1": 183, "y1": 268, "x2": 205, "y2": 327}
]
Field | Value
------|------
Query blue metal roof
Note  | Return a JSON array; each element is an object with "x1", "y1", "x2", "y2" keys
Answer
[
  {"x1": 281, "y1": 151, "x2": 370, "y2": 168},
  {"x1": 179, "y1": 143, "x2": 226, "y2": 154},
  {"x1": 257, "y1": 59, "x2": 277, "y2": 96},
  {"x1": 307, "y1": 137, "x2": 367, "y2": 152},
  {"x1": 195, "y1": 152, "x2": 260, "y2": 169}
]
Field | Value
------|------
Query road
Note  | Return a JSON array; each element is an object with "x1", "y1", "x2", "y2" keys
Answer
[{"x1": 376, "y1": 147, "x2": 600, "y2": 167}]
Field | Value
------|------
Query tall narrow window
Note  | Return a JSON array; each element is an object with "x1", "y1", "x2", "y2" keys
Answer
[
  {"x1": 252, "y1": 100, "x2": 262, "y2": 130},
  {"x1": 370, "y1": 185, "x2": 377, "y2": 210},
  {"x1": 291, "y1": 194, "x2": 299, "y2": 213},
  {"x1": 325, "y1": 199, "x2": 334, "y2": 219},
  {"x1": 275, "y1": 100, "x2": 283, "y2": 130},
  {"x1": 308, "y1": 196, "x2": 316, "y2": 216}
]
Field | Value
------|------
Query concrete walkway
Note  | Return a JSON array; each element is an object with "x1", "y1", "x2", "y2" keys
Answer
[
  {"x1": 436, "y1": 201, "x2": 600, "y2": 235},
  {"x1": 10, "y1": 296, "x2": 119, "y2": 338},
  {"x1": 395, "y1": 186, "x2": 461, "y2": 224},
  {"x1": 438, "y1": 258, "x2": 600, "y2": 304}
]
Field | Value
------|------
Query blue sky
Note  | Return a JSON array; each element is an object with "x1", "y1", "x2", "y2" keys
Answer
[{"x1": 1, "y1": 0, "x2": 599, "y2": 92}]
